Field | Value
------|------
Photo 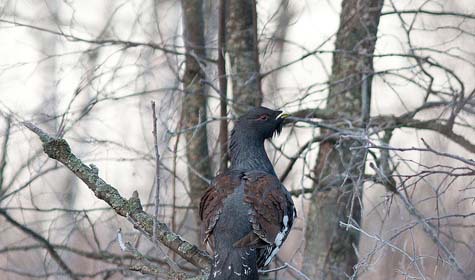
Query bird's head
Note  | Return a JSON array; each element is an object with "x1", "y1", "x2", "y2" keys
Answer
[{"x1": 234, "y1": 106, "x2": 289, "y2": 140}]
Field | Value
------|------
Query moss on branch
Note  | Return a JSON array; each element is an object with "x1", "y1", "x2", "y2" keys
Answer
[{"x1": 23, "y1": 122, "x2": 212, "y2": 273}]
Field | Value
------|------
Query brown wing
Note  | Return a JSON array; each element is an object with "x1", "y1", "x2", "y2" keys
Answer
[
  {"x1": 237, "y1": 171, "x2": 295, "y2": 248},
  {"x1": 199, "y1": 170, "x2": 243, "y2": 249}
]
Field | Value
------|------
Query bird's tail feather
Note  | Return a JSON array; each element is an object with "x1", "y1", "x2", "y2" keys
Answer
[{"x1": 208, "y1": 247, "x2": 258, "y2": 280}]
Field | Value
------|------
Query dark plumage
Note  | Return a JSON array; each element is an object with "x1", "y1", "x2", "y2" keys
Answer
[{"x1": 200, "y1": 107, "x2": 296, "y2": 280}]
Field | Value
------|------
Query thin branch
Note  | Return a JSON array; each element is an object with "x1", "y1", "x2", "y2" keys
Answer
[
  {"x1": 280, "y1": 136, "x2": 323, "y2": 182},
  {"x1": 258, "y1": 262, "x2": 311, "y2": 280},
  {"x1": 390, "y1": 118, "x2": 475, "y2": 154},
  {"x1": 117, "y1": 229, "x2": 186, "y2": 279},
  {"x1": 0, "y1": 19, "x2": 199, "y2": 60},
  {"x1": 396, "y1": 192, "x2": 470, "y2": 280},
  {"x1": 151, "y1": 101, "x2": 161, "y2": 243},
  {"x1": 381, "y1": 9, "x2": 475, "y2": 20},
  {"x1": 0, "y1": 208, "x2": 78, "y2": 280},
  {"x1": 0, "y1": 116, "x2": 11, "y2": 190}
]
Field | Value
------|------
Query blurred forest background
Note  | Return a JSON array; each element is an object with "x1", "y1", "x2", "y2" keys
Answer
[{"x1": 1, "y1": 0, "x2": 475, "y2": 279}]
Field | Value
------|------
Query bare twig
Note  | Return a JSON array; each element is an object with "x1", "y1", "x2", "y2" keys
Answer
[
  {"x1": 0, "y1": 116, "x2": 11, "y2": 190},
  {"x1": 0, "y1": 18, "x2": 218, "y2": 62},
  {"x1": 117, "y1": 229, "x2": 187, "y2": 279},
  {"x1": 381, "y1": 9, "x2": 475, "y2": 20},
  {"x1": 151, "y1": 101, "x2": 161, "y2": 244},
  {"x1": 258, "y1": 262, "x2": 311, "y2": 280},
  {"x1": 280, "y1": 136, "x2": 323, "y2": 182},
  {"x1": 0, "y1": 208, "x2": 78, "y2": 280},
  {"x1": 396, "y1": 191, "x2": 470, "y2": 280}
]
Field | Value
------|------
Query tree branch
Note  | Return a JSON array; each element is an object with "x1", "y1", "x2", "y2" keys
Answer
[
  {"x1": 22, "y1": 121, "x2": 212, "y2": 271},
  {"x1": 381, "y1": 9, "x2": 475, "y2": 20},
  {"x1": 0, "y1": 116, "x2": 11, "y2": 191},
  {"x1": 373, "y1": 116, "x2": 475, "y2": 154},
  {"x1": 0, "y1": 208, "x2": 78, "y2": 280}
]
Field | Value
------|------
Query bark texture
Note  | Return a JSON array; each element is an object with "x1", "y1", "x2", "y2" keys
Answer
[
  {"x1": 181, "y1": 0, "x2": 212, "y2": 223},
  {"x1": 303, "y1": 0, "x2": 384, "y2": 279},
  {"x1": 224, "y1": 0, "x2": 262, "y2": 115}
]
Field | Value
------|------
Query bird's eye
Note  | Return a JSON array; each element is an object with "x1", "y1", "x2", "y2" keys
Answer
[{"x1": 257, "y1": 114, "x2": 270, "y2": 121}]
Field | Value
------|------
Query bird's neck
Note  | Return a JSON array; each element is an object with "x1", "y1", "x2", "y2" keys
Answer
[{"x1": 229, "y1": 129, "x2": 275, "y2": 175}]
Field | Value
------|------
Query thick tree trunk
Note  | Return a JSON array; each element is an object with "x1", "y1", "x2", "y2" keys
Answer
[
  {"x1": 224, "y1": 0, "x2": 262, "y2": 115},
  {"x1": 180, "y1": 0, "x2": 212, "y2": 225},
  {"x1": 303, "y1": 0, "x2": 384, "y2": 279}
]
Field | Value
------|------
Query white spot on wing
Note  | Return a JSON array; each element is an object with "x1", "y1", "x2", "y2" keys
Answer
[{"x1": 264, "y1": 215, "x2": 289, "y2": 266}]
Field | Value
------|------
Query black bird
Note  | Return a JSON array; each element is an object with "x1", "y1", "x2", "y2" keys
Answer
[{"x1": 200, "y1": 107, "x2": 296, "y2": 280}]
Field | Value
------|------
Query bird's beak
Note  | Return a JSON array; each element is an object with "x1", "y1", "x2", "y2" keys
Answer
[
  {"x1": 277, "y1": 112, "x2": 290, "y2": 119},
  {"x1": 275, "y1": 112, "x2": 290, "y2": 136}
]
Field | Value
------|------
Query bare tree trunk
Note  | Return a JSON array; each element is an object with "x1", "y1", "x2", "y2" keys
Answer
[
  {"x1": 264, "y1": 0, "x2": 294, "y2": 99},
  {"x1": 180, "y1": 0, "x2": 212, "y2": 225},
  {"x1": 224, "y1": 0, "x2": 262, "y2": 114},
  {"x1": 218, "y1": 0, "x2": 229, "y2": 172},
  {"x1": 303, "y1": 0, "x2": 384, "y2": 279}
]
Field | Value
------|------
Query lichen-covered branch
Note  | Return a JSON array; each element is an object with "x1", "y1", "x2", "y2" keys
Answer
[{"x1": 22, "y1": 122, "x2": 212, "y2": 272}]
